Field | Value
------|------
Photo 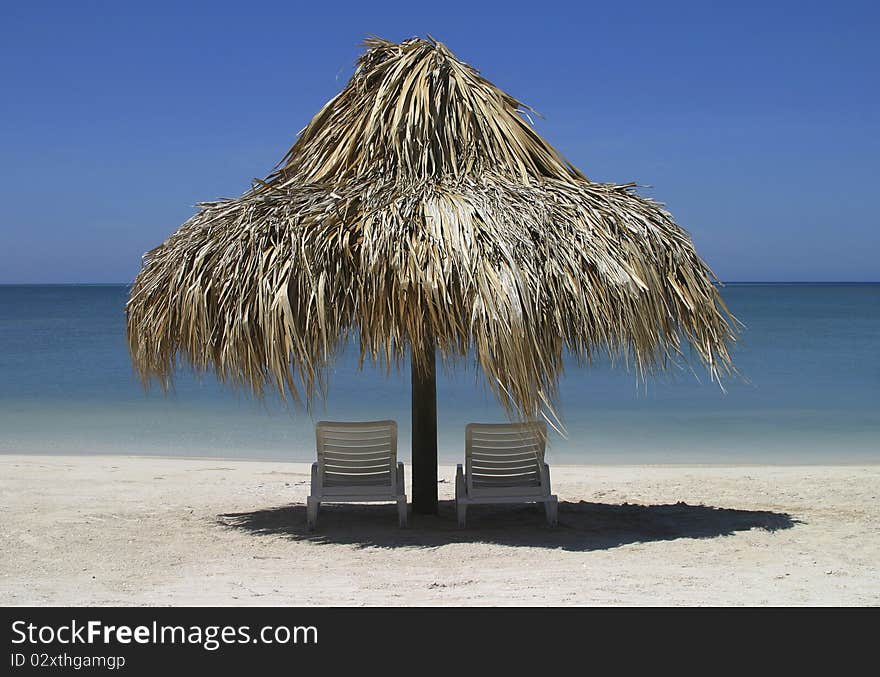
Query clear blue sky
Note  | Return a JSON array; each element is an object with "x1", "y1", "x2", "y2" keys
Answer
[{"x1": 1, "y1": 0, "x2": 877, "y2": 283}]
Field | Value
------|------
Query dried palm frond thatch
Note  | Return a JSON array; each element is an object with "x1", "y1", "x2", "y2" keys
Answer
[{"x1": 126, "y1": 36, "x2": 736, "y2": 427}]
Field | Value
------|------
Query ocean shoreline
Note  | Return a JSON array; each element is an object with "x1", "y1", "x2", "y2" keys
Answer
[{"x1": 2, "y1": 451, "x2": 879, "y2": 468}]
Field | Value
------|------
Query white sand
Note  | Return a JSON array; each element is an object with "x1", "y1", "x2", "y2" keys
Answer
[{"x1": 0, "y1": 455, "x2": 877, "y2": 606}]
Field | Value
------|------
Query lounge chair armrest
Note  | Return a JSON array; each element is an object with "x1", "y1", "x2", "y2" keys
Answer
[
  {"x1": 456, "y1": 463, "x2": 465, "y2": 499},
  {"x1": 541, "y1": 462, "x2": 552, "y2": 494},
  {"x1": 310, "y1": 461, "x2": 320, "y2": 494}
]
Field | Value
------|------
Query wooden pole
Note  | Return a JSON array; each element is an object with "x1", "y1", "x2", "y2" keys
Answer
[{"x1": 411, "y1": 341, "x2": 438, "y2": 514}]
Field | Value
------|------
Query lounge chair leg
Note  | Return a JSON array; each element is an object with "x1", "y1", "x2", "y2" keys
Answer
[
  {"x1": 307, "y1": 497, "x2": 319, "y2": 531},
  {"x1": 398, "y1": 497, "x2": 408, "y2": 528},
  {"x1": 545, "y1": 497, "x2": 558, "y2": 527},
  {"x1": 457, "y1": 501, "x2": 467, "y2": 528}
]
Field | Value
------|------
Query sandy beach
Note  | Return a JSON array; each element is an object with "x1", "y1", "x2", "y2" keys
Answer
[{"x1": 1, "y1": 455, "x2": 877, "y2": 606}]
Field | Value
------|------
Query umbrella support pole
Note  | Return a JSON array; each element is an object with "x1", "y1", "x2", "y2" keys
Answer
[{"x1": 411, "y1": 343, "x2": 438, "y2": 515}]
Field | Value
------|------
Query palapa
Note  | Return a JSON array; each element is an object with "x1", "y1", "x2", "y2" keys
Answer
[{"x1": 127, "y1": 36, "x2": 736, "y2": 513}]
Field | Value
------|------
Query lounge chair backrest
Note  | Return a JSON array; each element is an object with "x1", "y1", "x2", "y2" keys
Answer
[
  {"x1": 464, "y1": 422, "x2": 547, "y2": 494},
  {"x1": 316, "y1": 420, "x2": 399, "y2": 493}
]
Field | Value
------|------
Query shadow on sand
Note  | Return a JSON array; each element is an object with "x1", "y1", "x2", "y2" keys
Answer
[{"x1": 218, "y1": 500, "x2": 799, "y2": 551}]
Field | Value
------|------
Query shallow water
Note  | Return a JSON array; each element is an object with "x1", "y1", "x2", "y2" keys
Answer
[{"x1": 0, "y1": 283, "x2": 877, "y2": 463}]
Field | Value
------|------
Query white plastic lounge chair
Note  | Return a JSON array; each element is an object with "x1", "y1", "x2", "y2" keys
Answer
[
  {"x1": 456, "y1": 422, "x2": 558, "y2": 527},
  {"x1": 307, "y1": 420, "x2": 407, "y2": 530}
]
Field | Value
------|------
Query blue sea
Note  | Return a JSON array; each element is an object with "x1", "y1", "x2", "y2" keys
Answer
[{"x1": 0, "y1": 284, "x2": 877, "y2": 463}]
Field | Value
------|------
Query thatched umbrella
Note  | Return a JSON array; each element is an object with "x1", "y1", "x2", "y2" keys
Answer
[{"x1": 127, "y1": 36, "x2": 735, "y2": 514}]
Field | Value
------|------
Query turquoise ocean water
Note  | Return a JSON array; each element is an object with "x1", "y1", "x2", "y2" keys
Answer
[{"x1": 0, "y1": 284, "x2": 877, "y2": 463}]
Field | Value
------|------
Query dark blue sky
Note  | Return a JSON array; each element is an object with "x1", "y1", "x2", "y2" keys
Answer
[{"x1": 1, "y1": 1, "x2": 877, "y2": 282}]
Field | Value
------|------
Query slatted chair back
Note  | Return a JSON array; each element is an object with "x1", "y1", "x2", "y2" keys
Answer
[
  {"x1": 315, "y1": 420, "x2": 398, "y2": 496},
  {"x1": 464, "y1": 422, "x2": 548, "y2": 497}
]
